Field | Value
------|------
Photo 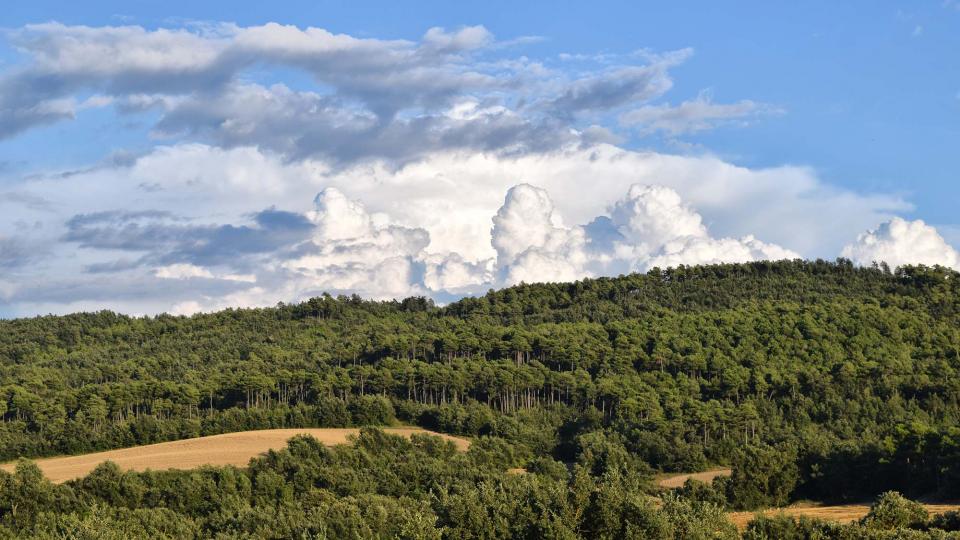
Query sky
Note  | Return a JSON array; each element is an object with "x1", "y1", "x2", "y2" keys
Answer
[{"x1": 0, "y1": 1, "x2": 958, "y2": 317}]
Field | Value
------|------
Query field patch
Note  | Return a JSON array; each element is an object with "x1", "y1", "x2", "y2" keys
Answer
[
  {"x1": 728, "y1": 502, "x2": 960, "y2": 529},
  {"x1": 0, "y1": 427, "x2": 470, "y2": 483},
  {"x1": 656, "y1": 468, "x2": 732, "y2": 489}
]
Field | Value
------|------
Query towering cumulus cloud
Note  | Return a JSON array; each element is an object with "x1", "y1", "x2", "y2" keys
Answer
[
  {"x1": 283, "y1": 188, "x2": 431, "y2": 299},
  {"x1": 488, "y1": 182, "x2": 799, "y2": 287},
  {"x1": 598, "y1": 184, "x2": 800, "y2": 273},
  {"x1": 841, "y1": 218, "x2": 960, "y2": 270},
  {"x1": 491, "y1": 184, "x2": 589, "y2": 285},
  {"x1": 278, "y1": 182, "x2": 801, "y2": 300}
]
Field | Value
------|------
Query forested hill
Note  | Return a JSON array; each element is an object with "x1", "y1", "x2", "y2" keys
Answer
[
  {"x1": 444, "y1": 258, "x2": 960, "y2": 323},
  {"x1": 2, "y1": 259, "x2": 960, "y2": 507}
]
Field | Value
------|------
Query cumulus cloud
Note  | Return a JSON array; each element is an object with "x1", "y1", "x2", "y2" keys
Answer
[
  {"x1": 491, "y1": 184, "x2": 589, "y2": 285},
  {"x1": 609, "y1": 185, "x2": 706, "y2": 256},
  {"x1": 281, "y1": 187, "x2": 491, "y2": 301},
  {"x1": 273, "y1": 180, "x2": 799, "y2": 295},
  {"x1": 841, "y1": 217, "x2": 960, "y2": 270},
  {"x1": 484, "y1": 182, "x2": 800, "y2": 286},
  {"x1": 649, "y1": 235, "x2": 798, "y2": 269},
  {"x1": 423, "y1": 253, "x2": 493, "y2": 295}
]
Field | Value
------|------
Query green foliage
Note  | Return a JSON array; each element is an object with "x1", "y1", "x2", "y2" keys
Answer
[
  {"x1": 861, "y1": 491, "x2": 930, "y2": 530},
  {"x1": 741, "y1": 514, "x2": 843, "y2": 540},
  {"x1": 677, "y1": 478, "x2": 728, "y2": 508},
  {"x1": 726, "y1": 444, "x2": 799, "y2": 510},
  {"x1": 2, "y1": 261, "x2": 960, "y2": 537}
]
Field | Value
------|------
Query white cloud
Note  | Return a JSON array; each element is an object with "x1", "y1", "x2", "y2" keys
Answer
[
  {"x1": 317, "y1": 143, "x2": 906, "y2": 259},
  {"x1": 841, "y1": 217, "x2": 960, "y2": 270},
  {"x1": 155, "y1": 263, "x2": 257, "y2": 283},
  {"x1": 0, "y1": 141, "x2": 913, "y2": 314},
  {"x1": 155, "y1": 263, "x2": 214, "y2": 279},
  {"x1": 491, "y1": 184, "x2": 590, "y2": 285},
  {"x1": 423, "y1": 253, "x2": 493, "y2": 295},
  {"x1": 649, "y1": 235, "x2": 798, "y2": 269},
  {"x1": 280, "y1": 187, "x2": 432, "y2": 299},
  {"x1": 421, "y1": 26, "x2": 494, "y2": 53},
  {"x1": 620, "y1": 92, "x2": 782, "y2": 135},
  {"x1": 14, "y1": 23, "x2": 228, "y2": 77},
  {"x1": 487, "y1": 182, "x2": 799, "y2": 285},
  {"x1": 601, "y1": 183, "x2": 800, "y2": 270},
  {"x1": 609, "y1": 184, "x2": 707, "y2": 256}
]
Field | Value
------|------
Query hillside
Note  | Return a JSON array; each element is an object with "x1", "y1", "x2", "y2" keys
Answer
[{"x1": 2, "y1": 259, "x2": 960, "y2": 538}]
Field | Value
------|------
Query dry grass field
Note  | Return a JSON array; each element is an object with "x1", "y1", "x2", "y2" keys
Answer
[
  {"x1": 656, "y1": 469, "x2": 960, "y2": 529},
  {"x1": 656, "y1": 467, "x2": 732, "y2": 489},
  {"x1": 0, "y1": 427, "x2": 470, "y2": 484},
  {"x1": 728, "y1": 502, "x2": 960, "y2": 529}
]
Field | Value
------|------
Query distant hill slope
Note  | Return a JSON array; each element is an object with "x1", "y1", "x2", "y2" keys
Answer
[{"x1": 1, "y1": 259, "x2": 959, "y2": 505}]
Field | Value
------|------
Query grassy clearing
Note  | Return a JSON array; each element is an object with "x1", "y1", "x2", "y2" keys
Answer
[
  {"x1": 728, "y1": 502, "x2": 960, "y2": 529},
  {"x1": 656, "y1": 468, "x2": 732, "y2": 489}
]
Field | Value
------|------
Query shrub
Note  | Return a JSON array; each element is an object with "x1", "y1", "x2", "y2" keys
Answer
[{"x1": 860, "y1": 491, "x2": 929, "y2": 530}]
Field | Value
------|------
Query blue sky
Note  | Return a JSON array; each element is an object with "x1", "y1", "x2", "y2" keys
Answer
[{"x1": 1, "y1": 1, "x2": 958, "y2": 316}]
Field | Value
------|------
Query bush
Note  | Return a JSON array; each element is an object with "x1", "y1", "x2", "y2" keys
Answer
[
  {"x1": 726, "y1": 444, "x2": 799, "y2": 510},
  {"x1": 742, "y1": 514, "x2": 841, "y2": 540},
  {"x1": 676, "y1": 478, "x2": 728, "y2": 508},
  {"x1": 660, "y1": 495, "x2": 738, "y2": 540},
  {"x1": 312, "y1": 397, "x2": 351, "y2": 427},
  {"x1": 859, "y1": 491, "x2": 929, "y2": 530},
  {"x1": 347, "y1": 395, "x2": 395, "y2": 426},
  {"x1": 929, "y1": 510, "x2": 960, "y2": 532}
]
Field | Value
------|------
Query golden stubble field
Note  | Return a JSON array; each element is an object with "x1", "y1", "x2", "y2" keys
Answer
[
  {"x1": 656, "y1": 469, "x2": 960, "y2": 528},
  {"x1": 0, "y1": 427, "x2": 470, "y2": 483},
  {"x1": 728, "y1": 503, "x2": 960, "y2": 529},
  {"x1": 655, "y1": 467, "x2": 732, "y2": 489}
]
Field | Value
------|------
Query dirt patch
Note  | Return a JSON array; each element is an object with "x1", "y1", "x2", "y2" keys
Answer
[
  {"x1": 0, "y1": 427, "x2": 470, "y2": 484},
  {"x1": 728, "y1": 503, "x2": 960, "y2": 529},
  {"x1": 656, "y1": 468, "x2": 732, "y2": 489}
]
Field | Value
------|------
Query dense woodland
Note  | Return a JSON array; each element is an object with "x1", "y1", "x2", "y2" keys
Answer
[{"x1": 3, "y1": 259, "x2": 960, "y2": 538}]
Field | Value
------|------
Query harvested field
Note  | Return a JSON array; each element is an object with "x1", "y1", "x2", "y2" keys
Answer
[
  {"x1": 656, "y1": 468, "x2": 732, "y2": 489},
  {"x1": 728, "y1": 503, "x2": 960, "y2": 529},
  {"x1": 0, "y1": 427, "x2": 470, "y2": 484}
]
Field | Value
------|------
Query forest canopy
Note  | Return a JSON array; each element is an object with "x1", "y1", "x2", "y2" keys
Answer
[{"x1": 2, "y1": 259, "x2": 960, "y2": 538}]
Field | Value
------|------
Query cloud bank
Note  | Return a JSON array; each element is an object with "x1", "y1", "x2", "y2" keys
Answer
[{"x1": 0, "y1": 21, "x2": 956, "y2": 316}]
